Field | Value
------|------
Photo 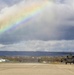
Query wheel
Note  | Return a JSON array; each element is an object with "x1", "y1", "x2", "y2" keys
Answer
[
  {"x1": 65, "y1": 62, "x2": 67, "y2": 64},
  {"x1": 70, "y1": 63, "x2": 71, "y2": 64}
]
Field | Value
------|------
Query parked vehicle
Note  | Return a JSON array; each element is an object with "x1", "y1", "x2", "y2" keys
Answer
[{"x1": 61, "y1": 54, "x2": 74, "y2": 64}]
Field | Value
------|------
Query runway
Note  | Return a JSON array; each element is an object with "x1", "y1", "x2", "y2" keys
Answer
[{"x1": 0, "y1": 63, "x2": 74, "y2": 75}]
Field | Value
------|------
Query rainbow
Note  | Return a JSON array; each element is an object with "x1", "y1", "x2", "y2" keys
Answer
[{"x1": 0, "y1": 1, "x2": 50, "y2": 34}]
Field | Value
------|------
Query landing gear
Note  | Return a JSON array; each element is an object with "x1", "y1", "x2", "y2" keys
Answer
[{"x1": 65, "y1": 62, "x2": 67, "y2": 64}]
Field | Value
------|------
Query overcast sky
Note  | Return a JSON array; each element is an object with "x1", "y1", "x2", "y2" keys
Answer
[{"x1": 0, "y1": 0, "x2": 74, "y2": 52}]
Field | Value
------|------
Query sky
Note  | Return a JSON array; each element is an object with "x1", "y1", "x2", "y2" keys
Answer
[{"x1": 0, "y1": 0, "x2": 74, "y2": 52}]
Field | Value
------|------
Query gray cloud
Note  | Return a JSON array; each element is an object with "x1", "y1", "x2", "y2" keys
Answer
[
  {"x1": 0, "y1": 0, "x2": 21, "y2": 10},
  {"x1": 0, "y1": 0, "x2": 74, "y2": 45},
  {"x1": 0, "y1": 40, "x2": 74, "y2": 52}
]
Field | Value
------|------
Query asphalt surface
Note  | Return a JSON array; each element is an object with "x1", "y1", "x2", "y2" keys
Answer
[{"x1": 0, "y1": 63, "x2": 74, "y2": 75}]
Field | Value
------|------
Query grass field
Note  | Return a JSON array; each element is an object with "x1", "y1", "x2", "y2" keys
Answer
[{"x1": 0, "y1": 63, "x2": 74, "y2": 75}]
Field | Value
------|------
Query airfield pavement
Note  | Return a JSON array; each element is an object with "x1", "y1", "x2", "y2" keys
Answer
[{"x1": 0, "y1": 63, "x2": 74, "y2": 75}]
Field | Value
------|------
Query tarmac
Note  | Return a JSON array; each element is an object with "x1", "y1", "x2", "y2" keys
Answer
[{"x1": 0, "y1": 63, "x2": 74, "y2": 75}]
